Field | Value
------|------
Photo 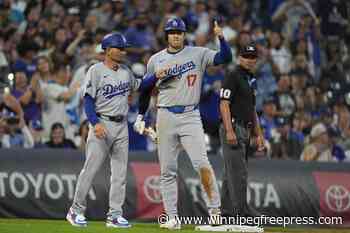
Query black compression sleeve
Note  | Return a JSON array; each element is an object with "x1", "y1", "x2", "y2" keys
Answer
[{"x1": 138, "y1": 87, "x2": 152, "y2": 115}]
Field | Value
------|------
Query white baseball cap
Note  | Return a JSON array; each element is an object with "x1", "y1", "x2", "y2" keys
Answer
[{"x1": 310, "y1": 123, "x2": 327, "y2": 138}]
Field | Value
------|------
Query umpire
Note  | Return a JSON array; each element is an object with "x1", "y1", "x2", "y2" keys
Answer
[{"x1": 219, "y1": 43, "x2": 265, "y2": 217}]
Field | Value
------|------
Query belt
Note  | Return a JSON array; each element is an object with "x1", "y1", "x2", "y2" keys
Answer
[
  {"x1": 97, "y1": 113, "x2": 125, "y2": 123},
  {"x1": 232, "y1": 119, "x2": 253, "y2": 162},
  {"x1": 160, "y1": 105, "x2": 198, "y2": 114},
  {"x1": 233, "y1": 119, "x2": 253, "y2": 128}
]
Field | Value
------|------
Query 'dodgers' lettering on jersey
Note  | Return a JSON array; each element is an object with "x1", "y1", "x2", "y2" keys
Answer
[
  {"x1": 167, "y1": 61, "x2": 196, "y2": 77},
  {"x1": 100, "y1": 81, "x2": 131, "y2": 99}
]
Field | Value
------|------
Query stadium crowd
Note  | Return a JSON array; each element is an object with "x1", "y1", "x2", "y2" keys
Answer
[{"x1": 0, "y1": 0, "x2": 349, "y2": 162}]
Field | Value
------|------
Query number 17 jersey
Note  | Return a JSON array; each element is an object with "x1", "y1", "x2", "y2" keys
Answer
[{"x1": 146, "y1": 46, "x2": 217, "y2": 107}]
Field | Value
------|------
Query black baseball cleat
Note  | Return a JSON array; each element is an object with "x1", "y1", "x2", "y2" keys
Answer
[{"x1": 209, "y1": 208, "x2": 222, "y2": 226}]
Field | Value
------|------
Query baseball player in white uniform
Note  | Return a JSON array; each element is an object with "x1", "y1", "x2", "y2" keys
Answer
[
  {"x1": 134, "y1": 18, "x2": 232, "y2": 229},
  {"x1": 66, "y1": 32, "x2": 168, "y2": 228}
]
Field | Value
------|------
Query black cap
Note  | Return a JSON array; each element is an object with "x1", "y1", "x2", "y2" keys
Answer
[
  {"x1": 17, "y1": 40, "x2": 40, "y2": 56},
  {"x1": 239, "y1": 43, "x2": 258, "y2": 59}
]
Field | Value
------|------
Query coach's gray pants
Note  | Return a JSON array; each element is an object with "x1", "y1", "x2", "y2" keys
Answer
[
  {"x1": 157, "y1": 108, "x2": 220, "y2": 218},
  {"x1": 219, "y1": 123, "x2": 249, "y2": 216},
  {"x1": 71, "y1": 119, "x2": 128, "y2": 217}
]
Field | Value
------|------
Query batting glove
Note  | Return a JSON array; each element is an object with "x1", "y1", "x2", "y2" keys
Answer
[
  {"x1": 145, "y1": 127, "x2": 158, "y2": 144},
  {"x1": 133, "y1": 114, "x2": 145, "y2": 134}
]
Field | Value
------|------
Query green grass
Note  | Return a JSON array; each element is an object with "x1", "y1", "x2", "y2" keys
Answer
[{"x1": 0, "y1": 219, "x2": 348, "y2": 233}]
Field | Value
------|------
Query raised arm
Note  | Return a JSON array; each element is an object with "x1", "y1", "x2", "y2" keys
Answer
[
  {"x1": 3, "y1": 93, "x2": 24, "y2": 118},
  {"x1": 213, "y1": 21, "x2": 232, "y2": 65}
]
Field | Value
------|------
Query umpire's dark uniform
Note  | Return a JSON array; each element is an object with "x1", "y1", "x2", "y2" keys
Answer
[{"x1": 219, "y1": 44, "x2": 260, "y2": 217}]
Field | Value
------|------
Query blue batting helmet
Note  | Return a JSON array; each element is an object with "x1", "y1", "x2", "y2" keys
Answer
[
  {"x1": 164, "y1": 17, "x2": 186, "y2": 32},
  {"x1": 101, "y1": 33, "x2": 130, "y2": 50}
]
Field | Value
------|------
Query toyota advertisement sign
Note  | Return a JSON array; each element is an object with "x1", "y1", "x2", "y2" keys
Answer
[
  {"x1": 0, "y1": 149, "x2": 349, "y2": 227},
  {"x1": 130, "y1": 162, "x2": 163, "y2": 219},
  {"x1": 313, "y1": 172, "x2": 350, "y2": 225}
]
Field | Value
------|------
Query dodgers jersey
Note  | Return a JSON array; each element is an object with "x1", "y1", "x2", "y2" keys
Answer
[
  {"x1": 84, "y1": 62, "x2": 141, "y2": 116},
  {"x1": 146, "y1": 46, "x2": 217, "y2": 107}
]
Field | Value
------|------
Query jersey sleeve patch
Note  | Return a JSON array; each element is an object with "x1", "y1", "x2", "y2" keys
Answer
[{"x1": 220, "y1": 88, "x2": 232, "y2": 100}]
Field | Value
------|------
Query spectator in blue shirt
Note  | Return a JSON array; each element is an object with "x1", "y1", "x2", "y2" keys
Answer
[
  {"x1": 12, "y1": 71, "x2": 43, "y2": 125},
  {"x1": 12, "y1": 40, "x2": 39, "y2": 77},
  {"x1": 255, "y1": 38, "x2": 278, "y2": 111},
  {"x1": 293, "y1": 14, "x2": 321, "y2": 82},
  {"x1": 3, "y1": 116, "x2": 34, "y2": 148},
  {"x1": 271, "y1": 116, "x2": 304, "y2": 160},
  {"x1": 200, "y1": 66, "x2": 224, "y2": 153},
  {"x1": 260, "y1": 97, "x2": 278, "y2": 141}
]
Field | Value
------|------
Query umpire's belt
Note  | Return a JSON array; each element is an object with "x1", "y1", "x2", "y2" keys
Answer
[
  {"x1": 233, "y1": 119, "x2": 253, "y2": 129},
  {"x1": 161, "y1": 105, "x2": 198, "y2": 114},
  {"x1": 97, "y1": 113, "x2": 125, "y2": 123}
]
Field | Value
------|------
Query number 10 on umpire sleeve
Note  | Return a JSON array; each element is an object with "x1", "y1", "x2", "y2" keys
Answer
[
  {"x1": 187, "y1": 74, "x2": 197, "y2": 87},
  {"x1": 220, "y1": 88, "x2": 231, "y2": 99}
]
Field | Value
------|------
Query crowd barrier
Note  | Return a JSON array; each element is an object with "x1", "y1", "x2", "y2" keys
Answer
[{"x1": 0, "y1": 149, "x2": 349, "y2": 226}]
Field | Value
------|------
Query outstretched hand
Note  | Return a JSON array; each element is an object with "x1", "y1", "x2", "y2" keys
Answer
[
  {"x1": 144, "y1": 127, "x2": 158, "y2": 144},
  {"x1": 213, "y1": 20, "x2": 224, "y2": 39},
  {"x1": 156, "y1": 68, "x2": 169, "y2": 80}
]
